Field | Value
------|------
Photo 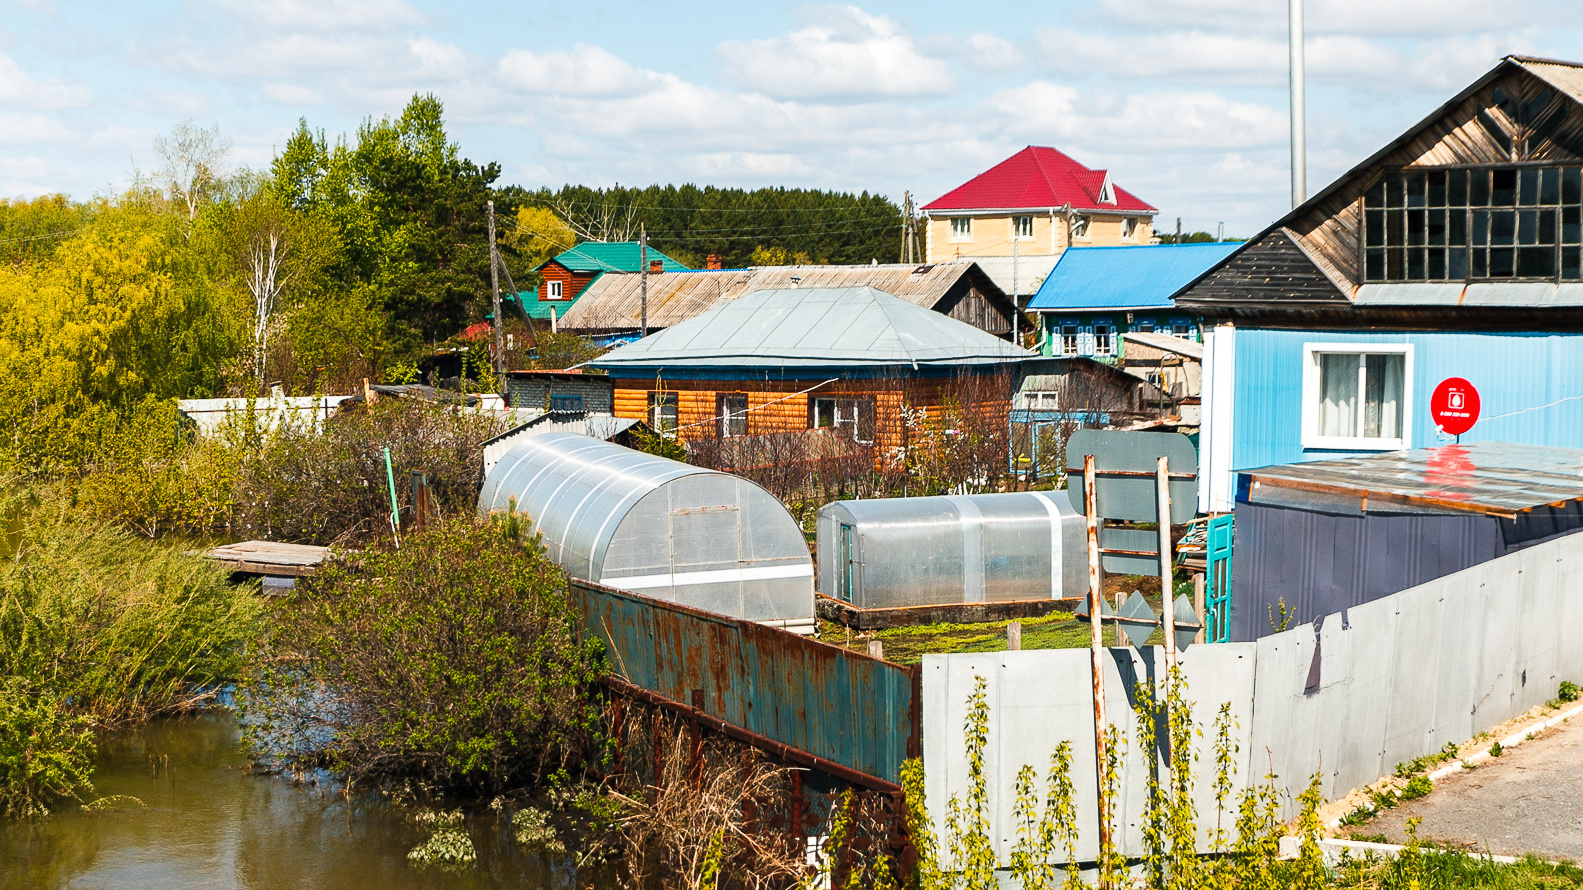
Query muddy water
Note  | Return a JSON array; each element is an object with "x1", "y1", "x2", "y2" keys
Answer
[{"x1": 0, "y1": 714, "x2": 566, "y2": 890}]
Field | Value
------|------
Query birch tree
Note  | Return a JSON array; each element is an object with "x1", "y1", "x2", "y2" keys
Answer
[{"x1": 154, "y1": 122, "x2": 231, "y2": 222}]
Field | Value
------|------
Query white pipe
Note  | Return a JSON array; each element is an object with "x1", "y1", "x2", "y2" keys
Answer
[{"x1": 1289, "y1": 0, "x2": 1307, "y2": 208}]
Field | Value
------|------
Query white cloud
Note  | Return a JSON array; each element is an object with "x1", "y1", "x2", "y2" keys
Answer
[
  {"x1": 1034, "y1": 27, "x2": 1399, "y2": 87},
  {"x1": 0, "y1": 53, "x2": 89, "y2": 109},
  {"x1": 717, "y1": 6, "x2": 953, "y2": 101},
  {"x1": 0, "y1": 111, "x2": 70, "y2": 144},
  {"x1": 497, "y1": 44, "x2": 660, "y2": 98},
  {"x1": 958, "y1": 33, "x2": 1025, "y2": 74},
  {"x1": 1096, "y1": 0, "x2": 1557, "y2": 38},
  {"x1": 986, "y1": 81, "x2": 1287, "y2": 153},
  {"x1": 408, "y1": 36, "x2": 472, "y2": 79}
]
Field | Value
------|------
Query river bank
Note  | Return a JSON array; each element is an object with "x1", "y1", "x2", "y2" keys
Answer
[{"x1": 0, "y1": 713, "x2": 569, "y2": 890}]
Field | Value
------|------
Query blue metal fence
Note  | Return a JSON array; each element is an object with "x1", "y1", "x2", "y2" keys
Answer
[{"x1": 569, "y1": 580, "x2": 919, "y2": 786}]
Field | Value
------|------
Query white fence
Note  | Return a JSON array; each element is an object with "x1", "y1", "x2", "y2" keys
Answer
[{"x1": 922, "y1": 530, "x2": 1583, "y2": 866}]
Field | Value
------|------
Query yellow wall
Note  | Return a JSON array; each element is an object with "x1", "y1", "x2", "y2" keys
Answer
[{"x1": 925, "y1": 212, "x2": 1153, "y2": 262}]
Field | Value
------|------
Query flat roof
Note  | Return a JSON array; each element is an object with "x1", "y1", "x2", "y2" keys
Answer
[{"x1": 1241, "y1": 442, "x2": 1583, "y2": 519}]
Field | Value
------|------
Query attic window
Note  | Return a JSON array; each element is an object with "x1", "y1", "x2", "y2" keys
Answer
[
  {"x1": 546, "y1": 280, "x2": 564, "y2": 299},
  {"x1": 1363, "y1": 165, "x2": 1583, "y2": 282},
  {"x1": 951, "y1": 217, "x2": 972, "y2": 241},
  {"x1": 1099, "y1": 174, "x2": 1117, "y2": 205}
]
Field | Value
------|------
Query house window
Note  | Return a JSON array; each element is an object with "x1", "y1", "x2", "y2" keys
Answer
[
  {"x1": 1024, "y1": 391, "x2": 1060, "y2": 411},
  {"x1": 1121, "y1": 217, "x2": 1138, "y2": 240},
  {"x1": 546, "y1": 280, "x2": 564, "y2": 299},
  {"x1": 1136, "y1": 319, "x2": 1154, "y2": 333},
  {"x1": 648, "y1": 392, "x2": 678, "y2": 436},
  {"x1": 1363, "y1": 165, "x2": 1583, "y2": 282},
  {"x1": 1013, "y1": 216, "x2": 1034, "y2": 240},
  {"x1": 950, "y1": 217, "x2": 972, "y2": 241},
  {"x1": 1070, "y1": 215, "x2": 1091, "y2": 240},
  {"x1": 1171, "y1": 321, "x2": 1192, "y2": 338},
  {"x1": 1059, "y1": 324, "x2": 1080, "y2": 356},
  {"x1": 1302, "y1": 344, "x2": 1412, "y2": 450},
  {"x1": 810, "y1": 397, "x2": 875, "y2": 443},
  {"x1": 1093, "y1": 323, "x2": 1114, "y2": 357},
  {"x1": 718, "y1": 393, "x2": 748, "y2": 437},
  {"x1": 549, "y1": 394, "x2": 584, "y2": 413}
]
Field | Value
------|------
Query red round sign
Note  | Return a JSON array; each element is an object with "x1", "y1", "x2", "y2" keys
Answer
[{"x1": 1430, "y1": 377, "x2": 1480, "y2": 435}]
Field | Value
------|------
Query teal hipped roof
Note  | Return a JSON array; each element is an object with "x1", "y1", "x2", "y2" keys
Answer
[
  {"x1": 1029, "y1": 243, "x2": 1241, "y2": 312},
  {"x1": 590, "y1": 286, "x2": 1033, "y2": 370},
  {"x1": 545, "y1": 242, "x2": 689, "y2": 274}
]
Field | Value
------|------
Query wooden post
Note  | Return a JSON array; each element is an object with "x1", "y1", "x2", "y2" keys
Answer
[
  {"x1": 487, "y1": 200, "x2": 505, "y2": 399},
  {"x1": 639, "y1": 224, "x2": 649, "y2": 338},
  {"x1": 1158, "y1": 456, "x2": 1177, "y2": 672},
  {"x1": 1084, "y1": 454, "x2": 1112, "y2": 874},
  {"x1": 1007, "y1": 620, "x2": 1022, "y2": 651},
  {"x1": 1194, "y1": 573, "x2": 1206, "y2": 645}
]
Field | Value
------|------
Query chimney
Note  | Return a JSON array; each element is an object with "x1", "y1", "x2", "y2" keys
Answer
[
  {"x1": 649, "y1": 260, "x2": 663, "y2": 274},
  {"x1": 705, "y1": 254, "x2": 722, "y2": 270}
]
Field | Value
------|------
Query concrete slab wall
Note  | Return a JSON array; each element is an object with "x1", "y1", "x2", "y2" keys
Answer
[{"x1": 923, "y1": 530, "x2": 1583, "y2": 867}]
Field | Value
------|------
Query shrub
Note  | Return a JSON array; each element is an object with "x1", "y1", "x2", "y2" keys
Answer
[
  {"x1": 1399, "y1": 774, "x2": 1433, "y2": 801},
  {"x1": 244, "y1": 519, "x2": 607, "y2": 795},
  {"x1": 0, "y1": 684, "x2": 94, "y2": 820},
  {"x1": 1559, "y1": 680, "x2": 1580, "y2": 704}
]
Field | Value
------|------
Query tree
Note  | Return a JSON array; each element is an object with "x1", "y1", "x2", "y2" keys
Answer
[
  {"x1": 504, "y1": 206, "x2": 576, "y2": 270},
  {"x1": 153, "y1": 123, "x2": 231, "y2": 222}
]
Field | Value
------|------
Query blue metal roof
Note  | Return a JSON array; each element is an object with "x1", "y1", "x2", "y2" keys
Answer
[{"x1": 1028, "y1": 242, "x2": 1243, "y2": 312}]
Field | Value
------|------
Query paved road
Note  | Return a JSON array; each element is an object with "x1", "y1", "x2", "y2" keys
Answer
[{"x1": 1365, "y1": 715, "x2": 1583, "y2": 862}]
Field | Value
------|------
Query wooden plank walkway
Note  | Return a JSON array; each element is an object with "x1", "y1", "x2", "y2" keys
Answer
[{"x1": 202, "y1": 540, "x2": 332, "y2": 577}]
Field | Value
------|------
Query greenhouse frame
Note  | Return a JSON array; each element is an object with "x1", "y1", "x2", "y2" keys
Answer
[
  {"x1": 815, "y1": 491, "x2": 1087, "y2": 610},
  {"x1": 479, "y1": 432, "x2": 815, "y2": 632}
]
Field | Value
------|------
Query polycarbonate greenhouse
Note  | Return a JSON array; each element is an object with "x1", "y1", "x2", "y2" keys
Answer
[
  {"x1": 815, "y1": 492, "x2": 1087, "y2": 609},
  {"x1": 479, "y1": 432, "x2": 815, "y2": 632}
]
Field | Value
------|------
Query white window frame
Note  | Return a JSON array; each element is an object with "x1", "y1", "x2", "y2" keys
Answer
[
  {"x1": 1070, "y1": 215, "x2": 1091, "y2": 241},
  {"x1": 950, "y1": 217, "x2": 972, "y2": 242},
  {"x1": 1093, "y1": 321, "x2": 1115, "y2": 357},
  {"x1": 1013, "y1": 215, "x2": 1034, "y2": 240},
  {"x1": 1059, "y1": 324, "x2": 1079, "y2": 356},
  {"x1": 546, "y1": 279, "x2": 564, "y2": 300},
  {"x1": 1301, "y1": 343, "x2": 1413, "y2": 451},
  {"x1": 1121, "y1": 217, "x2": 1137, "y2": 240}
]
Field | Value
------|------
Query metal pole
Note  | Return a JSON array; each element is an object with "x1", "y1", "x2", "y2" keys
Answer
[
  {"x1": 1084, "y1": 454, "x2": 1112, "y2": 876},
  {"x1": 639, "y1": 224, "x2": 649, "y2": 338},
  {"x1": 1289, "y1": 0, "x2": 1307, "y2": 207},
  {"x1": 1012, "y1": 231, "x2": 1020, "y2": 345},
  {"x1": 383, "y1": 446, "x2": 401, "y2": 543},
  {"x1": 487, "y1": 200, "x2": 505, "y2": 395},
  {"x1": 1157, "y1": 456, "x2": 1177, "y2": 672}
]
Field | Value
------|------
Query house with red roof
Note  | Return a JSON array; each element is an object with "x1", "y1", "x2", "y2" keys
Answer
[{"x1": 922, "y1": 146, "x2": 1158, "y2": 297}]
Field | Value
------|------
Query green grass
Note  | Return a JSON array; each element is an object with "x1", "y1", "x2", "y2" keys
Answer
[{"x1": 1334, "y1": 850, "x2": 1583, "y2": 888}]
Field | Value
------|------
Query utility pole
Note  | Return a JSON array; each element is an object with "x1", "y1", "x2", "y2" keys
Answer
[
  {"x1": 639, "y1": 224, "x2": 649, "y2": 338},
  {"x1": 1175, "y1": 217, "x2": 1182, "y2": 245},
  {"x1": 1012, "y1": 230, "x2": 1020, "y2": 344},
  {"x1": 1290, "y1": 0, "x2": 1307, "y2": 207},
  {"x1": 1217, "y1": 221, "x2": 1225, "y2": 243},
  {"x1": 901, "y1": 191, "x2": 920, "y2": 264},
  {"x1": 487, "y1": 200, "x2": 506, "y2": 401}
]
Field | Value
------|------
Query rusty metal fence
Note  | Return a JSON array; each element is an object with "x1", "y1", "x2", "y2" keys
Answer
[{"x1": 569, "y1": 579, "x2": 920, "y2": 789}]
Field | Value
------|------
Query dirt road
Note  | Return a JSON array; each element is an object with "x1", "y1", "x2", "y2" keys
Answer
[{"x1": 1363, "y1": 715, "x2": 1583, "y2": 862}]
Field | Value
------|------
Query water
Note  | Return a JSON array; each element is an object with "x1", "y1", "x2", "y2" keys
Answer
[{"x1": 0, "y1": 714, "x2": 568, "y2": 890}]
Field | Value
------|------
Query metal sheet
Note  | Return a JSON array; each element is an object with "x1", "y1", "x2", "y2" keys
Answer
[{"x1": 1066, "y1": 429, "x2": 1198, "y2": 523}]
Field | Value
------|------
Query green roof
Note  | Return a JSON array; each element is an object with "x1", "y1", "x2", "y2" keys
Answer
[{"x1": 544, "y1": 242, "x2": 689, "y2": 274}]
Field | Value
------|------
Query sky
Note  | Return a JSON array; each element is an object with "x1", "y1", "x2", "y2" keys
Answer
[{"x1": 4, "y1": 0, "x2": 1583, "y2": 238}]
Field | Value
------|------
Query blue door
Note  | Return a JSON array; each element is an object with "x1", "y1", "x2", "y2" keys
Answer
[{"x1": 1204, "y1": 515, "x2": 1233, "y2": 643}]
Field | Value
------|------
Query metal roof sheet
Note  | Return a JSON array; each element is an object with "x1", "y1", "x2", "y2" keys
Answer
[
  {"x1": 1122, "y1": 329, "x2": 1204, "y2": 359},
  {"x1": 922, "y1": 146, "x2": 1156, "y2": 213},
  {"x1": 589, "y1": 285, "x2": 1032, "y2": 370},
  {"x1": 558, "y1": 262, "x2": 1013, "y2": 333},
  {"x1": 545, "y1": 242, "x2": 688, "y2": 274},
  {"x1": 1353, "y1": 282, "x2": 1583, "y2": 308},
  {"x1": 1242, "y1": 442, "x2": 1583, "y2": 518},
  {"x1": 1029, "y1": 243, "x2": 1243, "y2": 311}
]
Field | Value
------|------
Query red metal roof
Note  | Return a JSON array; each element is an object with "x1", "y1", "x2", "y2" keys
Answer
[{"x1": 922, "y1": 146, "x2": 1156, "y2": 214}]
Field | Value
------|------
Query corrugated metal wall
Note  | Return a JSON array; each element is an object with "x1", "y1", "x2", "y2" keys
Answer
[
  {"x1": 1230, "y1": 329, "x2": 1583, "y2": 476},
  {"x1": 1228, "y1": 502, "x2": 1502, "y2": 641},
  {"x1": 569, "y1": 580, "x2": 917, "y2": 785}
]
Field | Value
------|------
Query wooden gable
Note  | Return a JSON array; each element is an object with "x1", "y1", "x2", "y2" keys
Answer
[{"x1": 1180, "y1": 58, "x2": 1583, "y2": 320}]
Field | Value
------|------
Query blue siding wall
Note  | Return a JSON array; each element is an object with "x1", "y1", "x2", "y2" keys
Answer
[{"x1": 1232, "y1": 329, "x2": 1583, "y2": 475}]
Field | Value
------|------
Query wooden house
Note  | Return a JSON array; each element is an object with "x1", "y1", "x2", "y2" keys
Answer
[
  {"x1": 586, "y1": 285, "x2": 1032, "y2": 454},
  {"x1": 1173, "y1": 55, "x2": 1583, "y2": 511},
  {"x1": 921, "y1": 146, "x2": 1159, "y2": 299},
  {"x1": 514, "y1": 241, "x2": 688, "y2": 325},
  {"x1": 557, "y1": 261, "x2": 1024, "y2": 344}
]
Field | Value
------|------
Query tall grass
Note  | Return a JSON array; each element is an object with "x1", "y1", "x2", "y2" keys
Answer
[{"x1": 0, "y1": 496, "x2": 262, "y2": 818}]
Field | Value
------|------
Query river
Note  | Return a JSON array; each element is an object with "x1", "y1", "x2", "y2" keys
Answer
[{"x1": 0, "y1": 714, "x2": 569, "y2": 890}]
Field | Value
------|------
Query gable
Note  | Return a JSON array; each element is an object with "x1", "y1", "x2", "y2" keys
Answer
[{"x1": 1176, "y1": 229, "x2": 1348, "y2": 312}]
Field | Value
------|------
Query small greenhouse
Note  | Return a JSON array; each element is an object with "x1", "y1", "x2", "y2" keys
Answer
[
  {"x1": 479, "y1": 432, "x2": 815, "y2": 632},
  {"x1": 816, "y1": 492, "x2": 1087, "y2": 609}
]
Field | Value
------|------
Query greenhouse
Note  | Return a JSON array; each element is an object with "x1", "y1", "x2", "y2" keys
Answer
[
  {"x1": 816, "y1": 491, "x2": 1087, "y2": 610},
  {"x1": 479, "y1": 432, "x2": 815, "y2": 632}
]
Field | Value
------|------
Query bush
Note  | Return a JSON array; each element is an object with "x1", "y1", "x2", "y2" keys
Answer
[
  {"x1": 244, "y1": 520, "x2": 607, "y2": 795},
  {"x1": 0, "y1": 684, "x2": 94, "y2": 820}
]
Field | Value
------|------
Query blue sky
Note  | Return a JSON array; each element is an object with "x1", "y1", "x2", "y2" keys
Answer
[{"x1": 4, "y1": 0, "x2": 1583, "y2": 236}]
